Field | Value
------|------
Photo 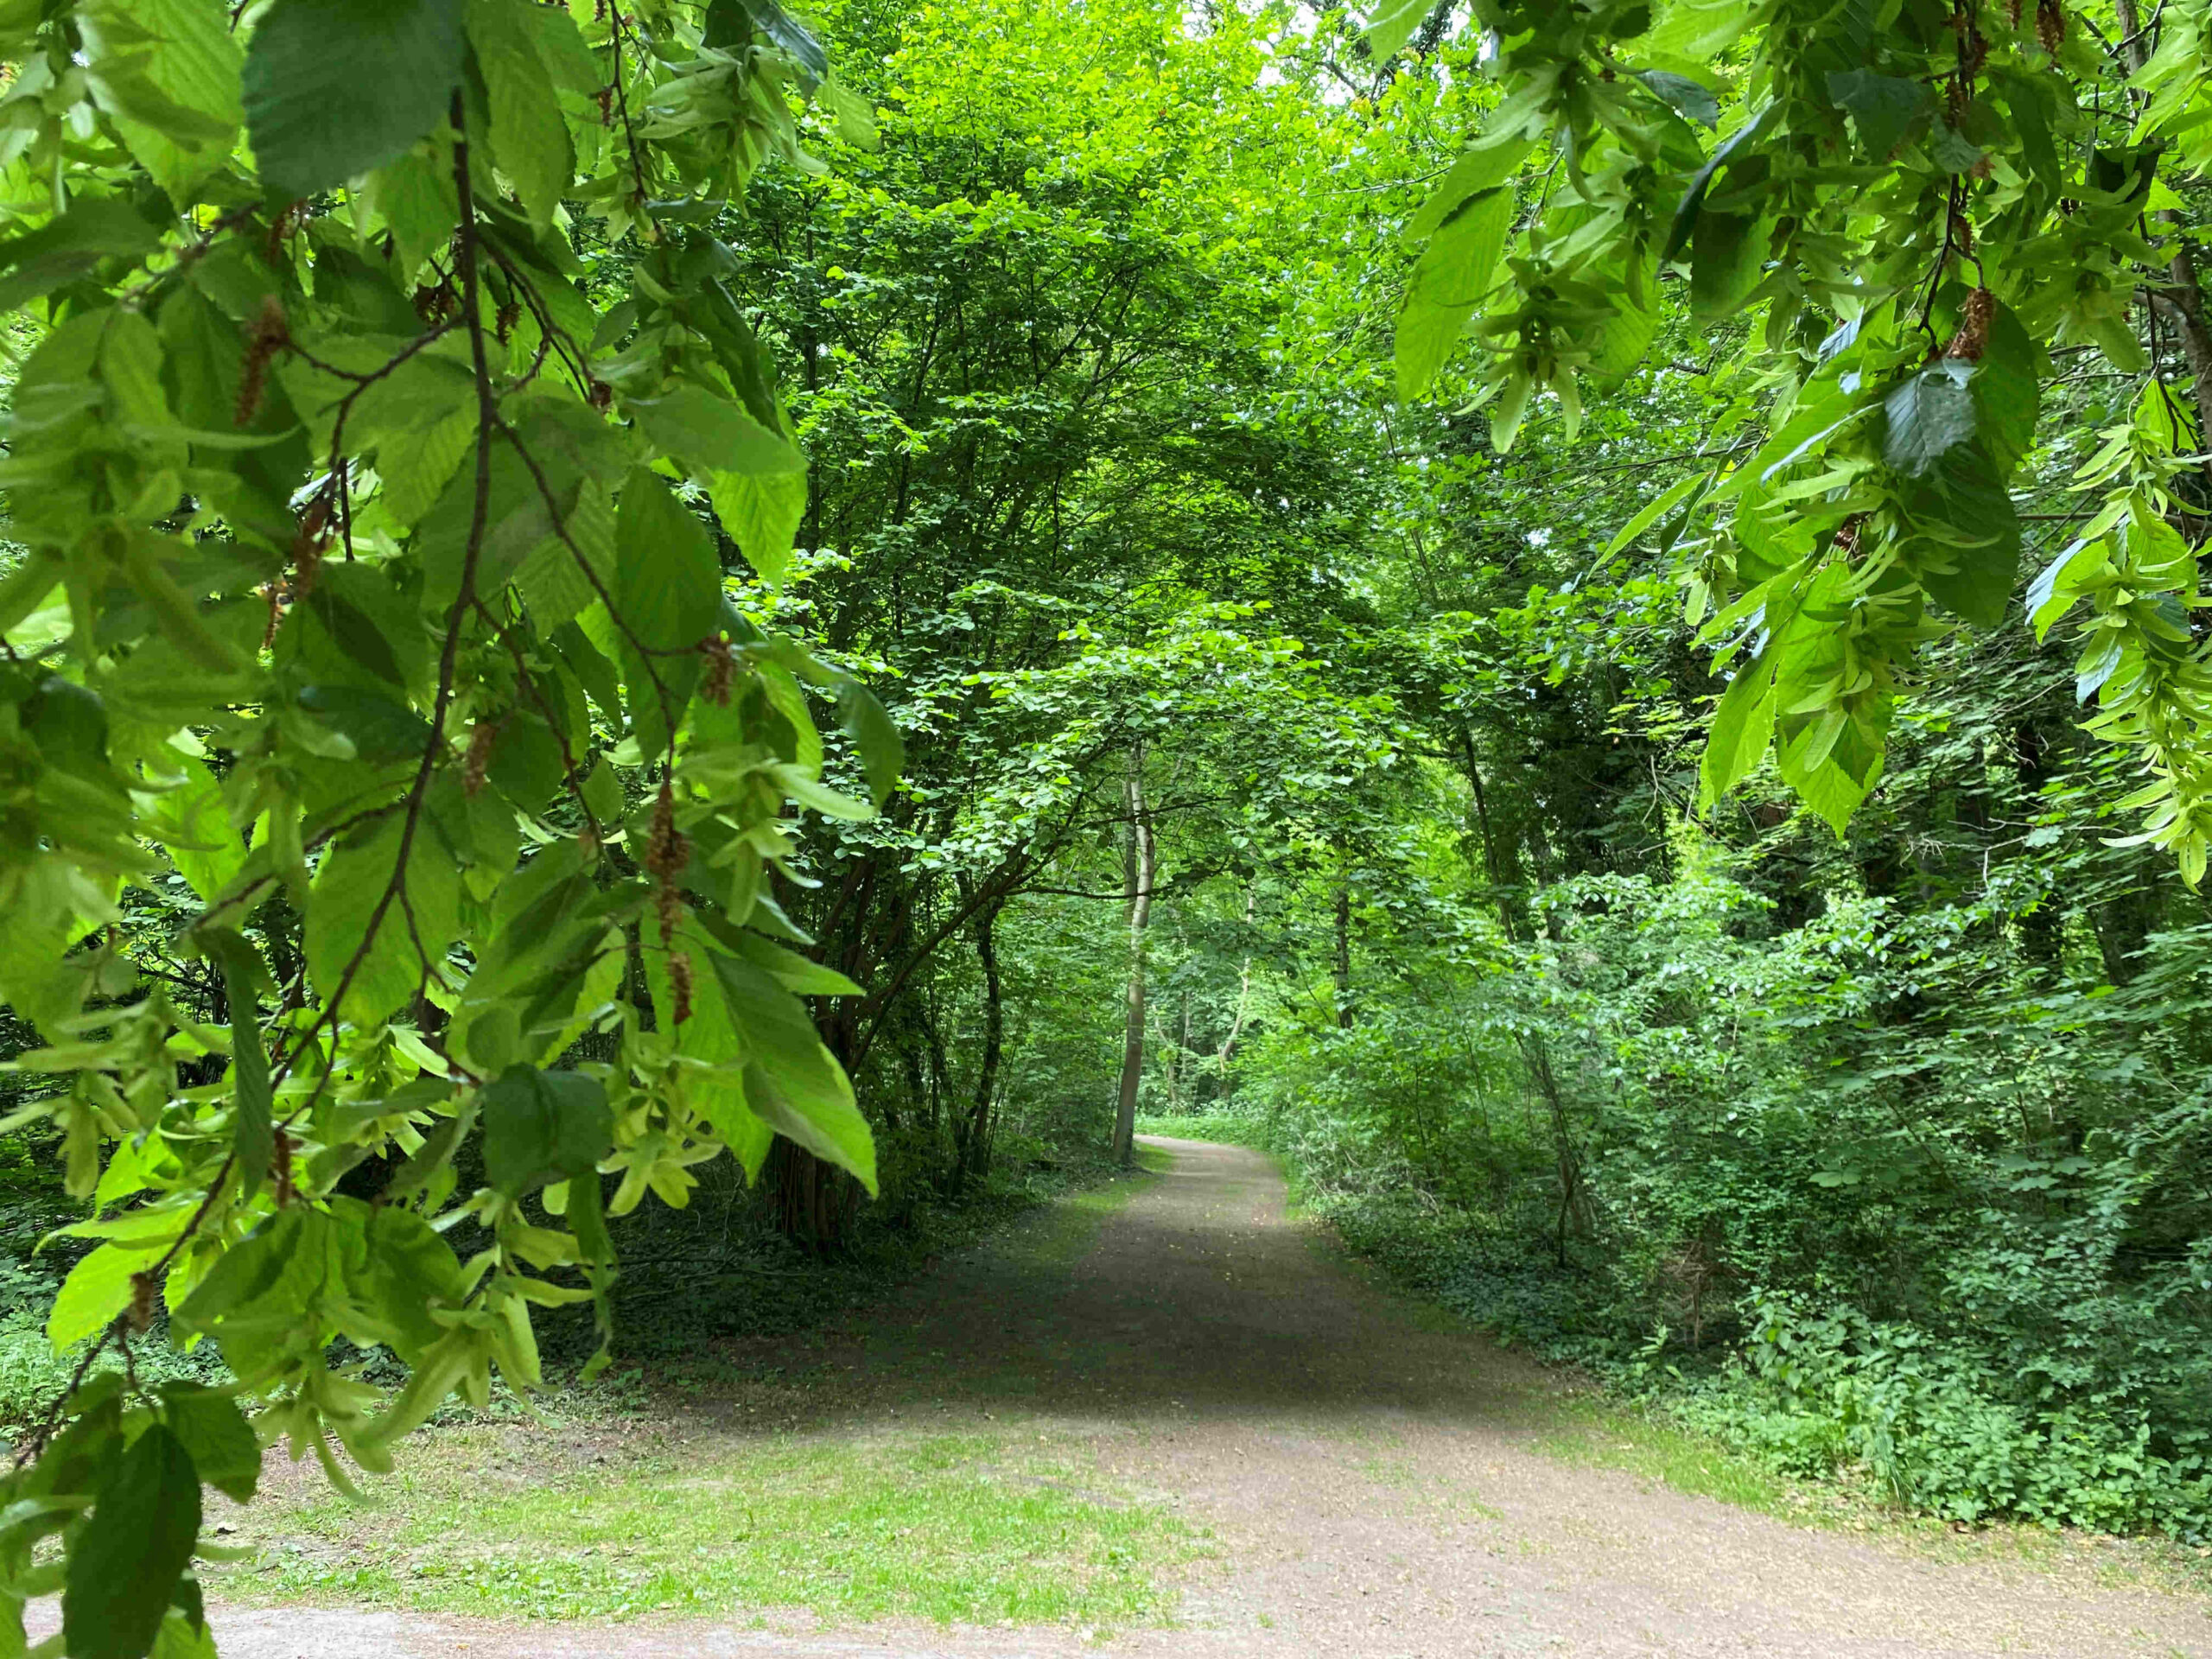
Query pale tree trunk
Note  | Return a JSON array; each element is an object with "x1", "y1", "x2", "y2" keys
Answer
[
  {"x1": 1215, "y1": 880, "x2": 1255, "y2": 1083},
  {"x1": 1111, "y1": 745, "x2": 1155, "y2": 1166},
  {"x1": 1332, "y1": 853, "x2": 1353, "y2": 1029}
]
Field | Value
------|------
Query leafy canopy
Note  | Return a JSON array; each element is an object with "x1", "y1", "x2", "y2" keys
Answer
[
  {"x1": 0, "y1": 0, "x2": 899, "y2": 1651},
  {"x1": 1376, "y1": 0, "x2": 2212, "y2": 876}
]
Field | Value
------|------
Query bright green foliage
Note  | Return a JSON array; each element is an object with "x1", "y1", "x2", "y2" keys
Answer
[
  {"x1": 1374, "y1": 0, "x2": 2212, "y2": 872},
  {"x1": 0, "y1": 1, "x2": 900, "y2": 1650}
]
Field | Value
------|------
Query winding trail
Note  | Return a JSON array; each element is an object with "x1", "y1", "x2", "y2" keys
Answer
[{"x1": 150, "y1": 1140, "x2": 2212, "y2": 1655}]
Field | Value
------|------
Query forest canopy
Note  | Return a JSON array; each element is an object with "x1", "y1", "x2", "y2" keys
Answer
[{"x1": 1, "y1": 0, "x2": 2211, "y2": 1652}]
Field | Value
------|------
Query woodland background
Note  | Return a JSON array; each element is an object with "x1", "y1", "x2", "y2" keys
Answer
[{"x1": 3, "y1": 0, "x2": 2208, "y2": 1549}]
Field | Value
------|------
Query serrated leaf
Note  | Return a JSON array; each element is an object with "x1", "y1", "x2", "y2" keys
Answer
[
  {"x1": 467, "y1": 0, "x2": 573, "y2": 226},
  {"x1": 709, "y1": 465, "x2": 808, "y2": 587},
  {"x1": 708, "y1": 948, "x2": 875, "y2": 1193},
  {"x1": 480, "y1": 1065, "x2": 611, "y2": 1195},
  {"x1": 835, "y1": 679, "x2": 902, "y2": 808},
  {"x1": 244, "y1": 0, "x2": 467, "y2": 200},
  {"x1": 1396, "y1": 187, "x2": 1514, "y2": 402},
  {"x1": 62, "y1": 1426, "x2": 200, "y2": 1659},
  {"x1": 1403, "y1": 134, "x2": 1534, "y2": 247},
  {"x1": 48, "y1": 1243, "x2": 149, "y2": 1352},
  {"x1": 159, "y1": 1384, "x2": 258, "y2": 1503},
  {"x1": 212, "y1": 934, "x2": 274, "y2": 1205},
  {"x1": 305, "y1": 811, "x2": 462, "y2": 1029},
  {"x1": 1883, "y1": 361, "x2": 1977, "y2": 477},
  {"x1": 1637, "y1": 69, "x2": 1719, "y2": 128},
  {"x1": 1365, "y1": 0, "x2": 1436, "y2": 59},
  {"x1": 1827, "y1": 69, "x2": 1933, "y2": 161},
  {"x1": 79, "y1": 0, "x2": 243, "y2": 205}
]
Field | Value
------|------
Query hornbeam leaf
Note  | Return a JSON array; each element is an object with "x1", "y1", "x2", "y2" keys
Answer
[
  {"x1": 1365, "y1": 0, "x2": 1438, "y2": 59},
  {"x1": 1637, "y1": 69, "x2": 1719, "y2": 129},
  {"x1": 244, "y1": 0, "x2": 467, "y2": 200},
  {"x1": 1827, "y1": 70, "x2": 1933, "y2": 161},
  {"x1": 61, "y1": 1426, "x2": 200, "y2": 1659},
  {"x1": 467, "y1": 0, "x2": 573, "y2": 226},
  {"x1": 1883, "y1": 361, "x2": 1977, "y2": 478},
  {"x1": 1395, "y1": 187, "x2": 1514, "y2": 402}
]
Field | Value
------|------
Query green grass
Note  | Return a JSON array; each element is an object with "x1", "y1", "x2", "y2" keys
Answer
[
  {"x1": 1528, "y1": 1394, "x2": 1802, "y2": 1516},
  {"x1": 1016, "y1": 1146, "x2": 1170, "y2": 1269},
  {"x1": 224, "y1": 1427, "x2": 1203, "y2": 1627}
]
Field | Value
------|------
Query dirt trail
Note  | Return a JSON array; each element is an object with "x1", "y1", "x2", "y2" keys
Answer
[{"x1": 109, "y1": 1139, "x2": 2212, "y2": 1656}]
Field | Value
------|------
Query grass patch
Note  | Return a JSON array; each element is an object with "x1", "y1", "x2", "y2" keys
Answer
[
  {"x1": 221, "y1": 1426, "x2": 1202, "y2": 1628},
  {"x1": 1016, "y1": 1146, "x2": 1170, "y2": 1270},
  {"x1": 1528, "y1": 1393, "x2": 1801, "y2": 1516}
]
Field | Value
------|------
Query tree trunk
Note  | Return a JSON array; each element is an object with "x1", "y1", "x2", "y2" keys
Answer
[
  {"x1": 1332, "y1": 859, "x2": 1353, "y2": 1029},
  {"x1": 1216, "y1": 880, "x2": 1256, "y2": 1085},
  {"x1": 1111, "y1": 745, "x2": 1154, "y2": 1166},
  {"x1": 952, "y1": 887, "x2": 1005, "y2": 1190}
]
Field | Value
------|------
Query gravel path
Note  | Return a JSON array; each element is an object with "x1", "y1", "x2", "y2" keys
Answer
[{"x1": 74, "y1": 1137, "x2": 2212, "y2": 1657}]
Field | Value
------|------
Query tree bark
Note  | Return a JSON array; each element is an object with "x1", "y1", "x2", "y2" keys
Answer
[
  {"x1": 1332, "y1": 856, "x2": 1353, "y2": 1029},
  {"x1": 951, "y1": 885, "x2": 1005, "y2": 1191},
  {"x1": 1111, "y1": 745, "x2": 1154, "y2": 1166},
  {"x1": 1221, "y1": 875, "x2": 1256, "y2": 1096}
]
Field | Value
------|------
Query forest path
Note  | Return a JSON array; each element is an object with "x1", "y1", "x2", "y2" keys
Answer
[{"x1": 196, "y1": 1138, "x2": 2209, "y2": 1656}]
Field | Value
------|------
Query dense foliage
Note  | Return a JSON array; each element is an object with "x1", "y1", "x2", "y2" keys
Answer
[{"x1": 5, "y1": 0, "x2": 2212, "y2": 1650}]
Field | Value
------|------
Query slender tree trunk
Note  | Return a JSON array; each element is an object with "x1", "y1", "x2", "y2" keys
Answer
[
  {"x1": 953, "y1": 887, "x2": 1005, "y2": 1190},
  {"x1": 1112, "y1": 745, "x2": 1154, "y2": 1166},
  {"x1": 1332, "y1": 857, "x2": 1353, "y2": 1029},
  {"x1": 1215, "y1": 880, "x2": 1256, "y2": 1087}
]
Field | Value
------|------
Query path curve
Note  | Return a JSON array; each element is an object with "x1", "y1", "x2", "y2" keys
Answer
[{"x1": 118, "y1": 1139, "x2": 2212, "y2": 1656}]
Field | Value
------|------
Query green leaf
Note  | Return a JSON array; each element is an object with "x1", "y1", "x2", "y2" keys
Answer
[
  {"x1": 159, "y1": 1383, "x2": 258, "y2": 1503},
  {"x1": 709, "y1": 466, "x2": 809, "y2": 588},
  {"x1": 1903, "y1": 441, "x2": 2021, "y2": 627},
  {"x1": 1606, "y1": 473, "x2": 1708, "y2": 557},
  {"x1": 1827, "y1": 69, "x2": 1933, "y2": 161},
  {"x1": 467, "y1": 0, "x2": 573, "y2": 226},
  {"x1": 615, "y1": 468, "x2": 723, "y2": 652},
  {"x1": 1637, "y1": 70, "x2": 1719, "y2": 129},
  {"x1": 730, "y1": 0, "x2": 829, "y2": 87},
  {"x1": 305, "y1": 811, "x2": 463, "y2": 1029},
  {"x1": 480, "y1": 1065, "x2": 612, "y2": 1196},
  {"x1": 1969, "y1": 300, "x2": 2041, "y2": 474},
  {"x1": 48, "y1": 1243, "x2": 149, "y2": 1352},
  {"x1": 1365, "y1": 0, "x2": 1436, "y2": 59},
  {"x1": 62, "y1": 1425, "x2": 201, "y2": 1659},
  {"x1": 1402, "y1": 135, "x2": 1535, "y2": 247},
  {"x1": 632, "y1": 386, "x2": 806, "y2": 480},
  {"x1": 613, "y1": 467, "x2": 715, "y2": 756},
  {"x1": 1689, "y1": 212, "x2": 1766, "y2": 321},
  {"x1": 365, "y1": 138, "x2": 460, "y2": 277},
  {"x1": 213, "y1": 934, "x2": 275, "y2": 1205},
  {"x1": 707, "y1": 948, "x2": 875, "y2": 1193},
  {"x1": 835, "y1": 680, "x2": 902, "y2": 809},
  {"x1": 1661, "y1": 102, "x2": 1774, "y2": 268},
  {"x1": 244, "y1": 0, "x2": 466, "y2": 200},
  {"x1": 356, "y1": 1200, "x2": 467, "y2": 1357},
  {"x1": 0, "y1": 197, "x2": 164, "y2": 314},
  {"x1": 516, "y1": 476, "x2": 614, "y2": 627},
  {"x1": 1645, "y1": 0, "x2": 1754, "y2": 57},
  {"x1": 1701, "y1": 640, "x2": 1780, "y2": 808},
  {"x1": 1395, "y1": 187, "x2": 1514, "y2": 402},
  {"x1": 79, "y1": 0, "x2": 244, "y2": 205},
  {"x1": 145, "y1": 758, "x2": 246, "y2": 904},
  {"x1": 1882, "y1": 361, "x2": 1978, "y2": 478}
]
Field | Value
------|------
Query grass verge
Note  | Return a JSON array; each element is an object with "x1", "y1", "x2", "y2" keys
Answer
[
  {"x1": 219, "y1": 1424, "x2": 1202, "y2": 1627},
  {"x1": 1017, "y1": 1144, "x2": 1171, "y2": 1270}
]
